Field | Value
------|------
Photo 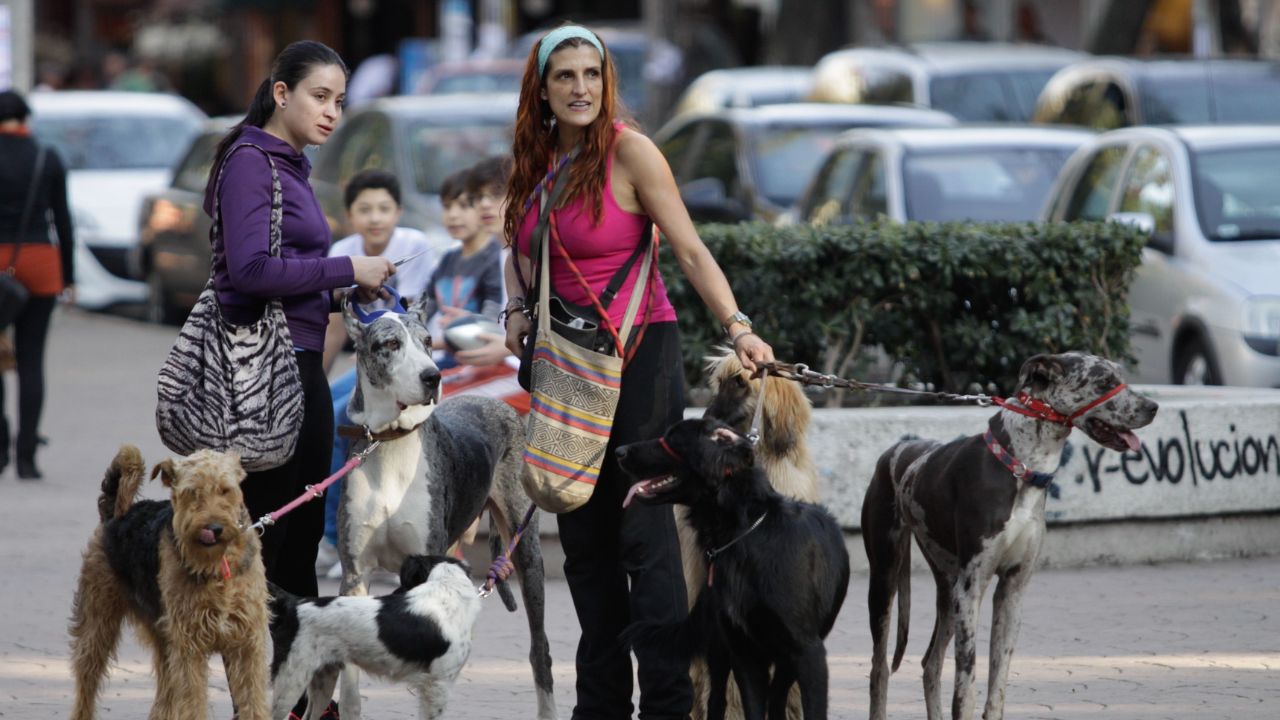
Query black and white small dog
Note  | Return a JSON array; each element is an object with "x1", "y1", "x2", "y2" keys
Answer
[
  {"x1": 617, "y1": 419, "x2": 850, "y2": 720},
  {"x1": 267, "y1": 555, "x2": 479, "y2": 720}
]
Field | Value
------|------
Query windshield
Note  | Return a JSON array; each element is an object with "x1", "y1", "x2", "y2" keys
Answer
[
  {"x1": 406, "y1": 120, "x2": 513, "y2": 195},
  {"x1": 33, "y1": 115, "x2": 201, "y2": 171},
  {"x1": 431, "y1": 72, "x2": 521, "y2": 95},
  {"x1": 1194, "y1": 145, "x2": 1280, "y2": 241},
  {"x1": 929, "y1": 70, "x2": 1056, "y2": 121},
  {"x1": 750, "y1": 125, "x2": 857, "y2": 207},
  {"x1": 1141, "y1": 71, "x2": 1280, "y2": 123},
  {"x1": 903, "y1": 147, "x2": 1074, "y2": 222}
]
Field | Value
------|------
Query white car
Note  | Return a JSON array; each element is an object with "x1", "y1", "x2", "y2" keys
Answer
[
  {"x1": 28, "y1": 91, "x2": 206, "y2": 309},
  {"x1": 790, "y1": 126, "x2": 1091, "y2": 225},
  {"x1": 1043, "y1": 126, "x2": 1280, "y2": 387}
]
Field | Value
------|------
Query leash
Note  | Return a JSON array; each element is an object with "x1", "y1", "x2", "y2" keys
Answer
[
  {"x1": 247, "y1": 434, "x2": 382, "y2": 535},
  {"x1": 478, "y1": 503, "x2": 538, "y2": 598},
  {"x1": 756, "y1": 361, "x2": 996, "y2": 407},
  {"x1": 705, "y1": 511, "x2": 767, "y2": 588},
  {"x1": 746, "y1": 366, "x2": 769, "y2": 446}
]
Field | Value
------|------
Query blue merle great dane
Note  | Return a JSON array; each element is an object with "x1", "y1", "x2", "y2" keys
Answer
[
  {"x1": 335, "y1": 296, "x2": 555, "y2": 720},
  {"x1": 862, "y1": 352, "x2": 1157, "y2": 720}
]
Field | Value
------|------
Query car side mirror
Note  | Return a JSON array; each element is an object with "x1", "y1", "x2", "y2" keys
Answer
[{"x1": 1108, "y1": 211, "x2": 1173, "y2": 253}]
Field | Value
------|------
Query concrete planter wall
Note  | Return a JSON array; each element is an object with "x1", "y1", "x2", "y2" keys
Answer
[{"x1": 798, "y1": 385, "x2": 1280, "y2": 529}]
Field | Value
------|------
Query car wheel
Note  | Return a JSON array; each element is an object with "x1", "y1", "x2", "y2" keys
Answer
[
  {"x1": 145, "y1": 271, "x2": 177, "y2": 325},
  {"x1": 1173, "y1": 336, "x2": 1221, "y2": 385}
]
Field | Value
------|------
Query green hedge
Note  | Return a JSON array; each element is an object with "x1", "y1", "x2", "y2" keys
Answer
[{"x1": 659, "y1": 221, "x2": 1148, "y2": 399}]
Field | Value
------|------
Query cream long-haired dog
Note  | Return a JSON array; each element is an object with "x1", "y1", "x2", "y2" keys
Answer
[{"x1": 681, "y1": 348, "x2": 821, "y2": 719}]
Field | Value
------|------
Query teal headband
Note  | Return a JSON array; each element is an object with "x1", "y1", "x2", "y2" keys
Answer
[{"x1": 537, "y1": 26, "x2": 605, "y2": 77}]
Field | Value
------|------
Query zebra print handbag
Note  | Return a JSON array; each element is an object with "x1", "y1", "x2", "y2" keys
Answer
[{"x1": 155, "y1": 143, "x2": 303, "y2": 472}]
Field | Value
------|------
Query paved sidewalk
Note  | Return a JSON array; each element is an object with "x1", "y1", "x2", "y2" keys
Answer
[{"x1": 1, "y1": 309, "x2": 1278, "y2": 719}]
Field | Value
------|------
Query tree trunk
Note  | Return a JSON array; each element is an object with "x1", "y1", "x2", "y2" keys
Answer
[{"x1": 1087, "y1": 0, "x2": 1156, "y2": 55}]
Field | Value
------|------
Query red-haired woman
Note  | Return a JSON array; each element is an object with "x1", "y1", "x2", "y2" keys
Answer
[{"x1": 501, "y1": 24, "x2": 773, "y2": 718}]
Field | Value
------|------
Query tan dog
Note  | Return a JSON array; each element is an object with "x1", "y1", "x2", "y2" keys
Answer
[
  {"x1": 69, "y1": 446, "x2": 270, "y2": 720},
  {"x1": 683, "y1": 349, "x2": 821, "y2": 719}
]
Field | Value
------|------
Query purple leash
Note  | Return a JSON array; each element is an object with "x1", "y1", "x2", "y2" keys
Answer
[{"x1": 479, "y1": 503, "x2": 538, "y2": 597}]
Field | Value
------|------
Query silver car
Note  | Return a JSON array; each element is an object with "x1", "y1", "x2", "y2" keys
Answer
[
  {"x1": 790, "y1": 125, "x2": 1091, "y2": 225},
  {"x1": 1043, "y1": 126, "x2": 1280, "y2": 387}
]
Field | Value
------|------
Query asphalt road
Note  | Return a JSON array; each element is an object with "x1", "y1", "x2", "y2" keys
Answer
[{"x1": 1, "y1": 307, "x2": 1277, "y2": 719}]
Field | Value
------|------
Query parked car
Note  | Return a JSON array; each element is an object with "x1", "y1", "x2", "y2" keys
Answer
[
  {"x1": 653, "y1": 103, "x2": 957, "y2": 223},
  {"x1": 670, "y1": 66, "x2": 814, "y2": 118},
  {"x1": 133, "y1": 118, "x2": 234, "y2": 324},
  {"x1": 1033, "y1": 58, "x2": 1280, "y2": 130},
  {"x1": 809, "y1": 42, "x2": 1084, "y2": 122},
  {"x1": 1043, "y1": 125, "x2": 1280, "y2": 387},
  {"x1": 309, "y1": 93, "x2": 518, "y2": 243},
  {"x1": 416, "y1": 59, "x2": 524, "y2": 95},
  {"x1": 27, "y1": 91, "x2": 206, "y2": 309},
  {"x1": 790, "y1": 126, "x2": 1090, "y2": 226}
]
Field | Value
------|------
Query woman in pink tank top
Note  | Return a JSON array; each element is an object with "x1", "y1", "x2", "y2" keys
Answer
[{"x1": 500, "y1": 25, "x2": 774, "y2": 719}]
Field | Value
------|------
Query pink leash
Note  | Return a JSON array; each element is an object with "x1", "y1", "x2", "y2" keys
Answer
[{"x1": 248, "y1": 440, "x2": 382, "y2": 534}]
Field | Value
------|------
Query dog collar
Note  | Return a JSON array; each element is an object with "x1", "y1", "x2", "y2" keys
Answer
[
  {"x1": 705, "y1": 511, "x2": 767, "y2": 588},
  {"x1": 350, "y1": 285, "x2": 406, "y2": 324},
  {"x1": 984, "y1": 429, "x2": 1055, "y2": 489},
  {"x1": 337, "y1": 421, "x2": 425, "y2": 442}
]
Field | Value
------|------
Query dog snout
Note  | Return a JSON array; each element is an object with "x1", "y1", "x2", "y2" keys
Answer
[
  {"x1": 420, "y1": 367, "x2": 441, "y2": 388},
  {"x1": 614, "y1": 445, "x2": 630, "y2": 463},
  {"x1": 207, "y1": 524, "x2": 223, "y2": 539}
]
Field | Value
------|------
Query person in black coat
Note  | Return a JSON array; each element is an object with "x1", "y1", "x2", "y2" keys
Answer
[{"x1": 0, "y1": 90, "x2": 75, "y2": 479}]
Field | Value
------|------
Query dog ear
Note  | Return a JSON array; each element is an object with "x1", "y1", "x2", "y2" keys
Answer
[
  {"x1": 1017, "y1": 354, "x2": 1066, "y2": 395},
  {"x1": 342, "y1": 295, "x2": 364, "y2": 343},
  {"x1": 760, "y1": 373, "x2": 810, "y2": 458},
  {"x1": 397, "y1": 555, "x2": 436, "y2": 592},
  {"x1": 409, "y1": 292, "x2": 436, "y2": 330},
  {"x1": 150, "y1": 459, "x2": 177, "y2": 488},
  {"x1": 705, "y1": 424, "x2": 755, "y2": 477}
]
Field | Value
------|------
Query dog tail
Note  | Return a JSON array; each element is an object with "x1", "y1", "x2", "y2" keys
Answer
[
  {"x1": 98, "y1": 445, "x2": 146, "y2": 522},
  {"x1": 890, "y1": 531, "x2": 911, "y2": 673}
]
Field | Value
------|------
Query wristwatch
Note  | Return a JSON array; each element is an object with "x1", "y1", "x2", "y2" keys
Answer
[{"x1": 721, "y1": 311, "x2": 752, "y2": 337}]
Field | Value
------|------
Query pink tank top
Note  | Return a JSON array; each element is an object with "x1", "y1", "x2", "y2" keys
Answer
[{"x1": 515, "y1": 134, "x2": 678, "y2": 327}]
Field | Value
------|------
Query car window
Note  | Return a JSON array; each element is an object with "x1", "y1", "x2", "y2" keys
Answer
[
  {"x1": 430, "y1": 73, "x2": 521, "y2": 95},
  {"x1": 687, "y1": 121, "x2": 741, "y2": 200},
  {"x1": 903, "y1": 147, "x2": 1073, "y2": 222},
  {"x1": 803, "y1": 148, "x2": 863, "y2": 225},
  {"x1": 1063, "y1": 145, "x2": 1127, "y2": 221},
  {"x1": 1118, "y1": 145, "x2": 1175, "y2": 238},
  {"x1": 335, "y1": 114, "x2": 395, "y2": 188},
  {"x1": 173, "y1": 131, "x2": 225, "y2": 193},
  {"x1": 1206, "y1": 68, "x2": 1280, "y2": 123},
  {"x1": 1193, "y1": 145, "x2": 1280, "y2": 241},
  {"x1": 750, "y1": 125, "x2": 847, "y2": 208},
  {"x1": 658, "y1": 122, "x2": 702, "y2": 183},
  {"x1": 406, "y1": 120, "x2": 513, "y2": 195},
  {"x1": 32, "y1": 114, "x2": 201, "y2": 171},
  {"x1": 848, "y1": 152, "x2": 888, "y2": 220},
  {"x1": 929, "y1": 71, "x2": 1055, "y2": 122},
  {"x1": 1053, "y1": 79, "x2": 1127, "y2": 129},
  {"x1": 860, "y1": 67, "x2": 914, "y2": 105},
  {"x1": 1139, "y1": 75, "x2": 1211, "y2": 124}
]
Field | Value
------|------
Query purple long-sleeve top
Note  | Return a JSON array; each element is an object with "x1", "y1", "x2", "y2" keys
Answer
[{"x1": 204, "y1": 126, "x2": 353, "y2": 351}]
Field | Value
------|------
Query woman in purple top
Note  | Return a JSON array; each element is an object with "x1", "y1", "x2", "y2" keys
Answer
[{"x1": 203, "y1": 41, "x2": 394, "y2": 600}]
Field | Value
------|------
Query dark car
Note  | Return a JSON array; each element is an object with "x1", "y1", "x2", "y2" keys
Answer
[
  {"x1": 809, "y1": 42, "x2": 1085, "y2": 122},
  {"x1": 309, "y1": 93, "x2": 518, "y2": 242},
  {"x1": 1033, "y1": 58, "x2": 1280, "y2": 130},
  {"x1": 653, "y1": 103, "x2": 956, "y2": 223},
  {"x1": 134, "y1": 119, "x2": 234, "y2": 323}
]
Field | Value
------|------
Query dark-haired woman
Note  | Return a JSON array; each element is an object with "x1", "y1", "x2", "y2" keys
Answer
[
  {"x1": 203, "y1": 40, "x2": 394, "y2": 601},
  {"x1": 0, "y1": 89, "x2": 74, "y2": 481},
  {"x1": 501, "y1": 25, "x2": 773, "y2": 719}
]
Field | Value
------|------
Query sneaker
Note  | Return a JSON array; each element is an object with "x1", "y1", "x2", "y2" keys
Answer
[{"x1": 315, "y1": 539, "x2": 339, "y2": 576}]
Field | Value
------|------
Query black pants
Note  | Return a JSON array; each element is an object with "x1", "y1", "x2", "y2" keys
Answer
[
  {"x1": 0, "y1": 295, "x2": 56, "y2": 464},
  {"x1": 557, "y1": 322, "x2": 692, "y2": 720},
  {"x1": 239, "y1": 350, "x2": 332, "y2": 597}
]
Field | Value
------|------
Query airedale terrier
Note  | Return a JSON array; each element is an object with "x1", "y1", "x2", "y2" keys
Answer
[{"x1": 69, "y1": 445, "x2": 271, "y2": 720}]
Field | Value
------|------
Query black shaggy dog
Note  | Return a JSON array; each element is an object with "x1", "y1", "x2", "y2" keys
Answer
[{"x1": 617, "y1": 418, "x2": 850, "y2": 719}]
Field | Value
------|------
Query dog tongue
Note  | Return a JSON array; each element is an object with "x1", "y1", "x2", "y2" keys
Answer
[
  {"x1": 199, "y1": 528, "x2": 217, "y2": 545},
  {"x1": 622, "y1": 481, "x2": 650, "y2": 509},
  {"x1": 1122, "y1": 430, "x2": 1142, "y2": 452}
]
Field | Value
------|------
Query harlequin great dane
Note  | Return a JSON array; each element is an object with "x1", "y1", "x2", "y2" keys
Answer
[
  {"x1": 335, "y1": 298, "x2": 556, "y2": 720},
  {"x1": 862, "y1": 352, "x2": 1157, "y2": 720}
]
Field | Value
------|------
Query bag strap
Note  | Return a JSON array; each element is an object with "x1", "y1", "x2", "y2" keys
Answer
[
  {"x1": 518, "y1": 147, "x2": 579, "y2": 299},
  {"x1": 208, "y1": 142, "x2": 285, "y2": 282},
  {"x1": 5, "y1": 144, "x2": 47, "y2": 274}
]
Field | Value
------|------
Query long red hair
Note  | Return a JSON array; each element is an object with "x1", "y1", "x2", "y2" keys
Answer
[{"x1": 503, "y1": 27, "x2": 633, "y2": 250}]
